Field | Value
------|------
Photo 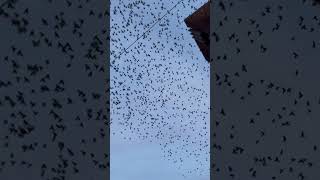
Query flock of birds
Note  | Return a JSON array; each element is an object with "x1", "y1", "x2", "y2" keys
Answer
[
  {"x1": 0, "y1": 0, "x2": 109, "y2": 179},
  {"x1": 111, "y1": 0, "x2": 210, "y2": 178},
  {"x1": 211, "y1": 0, "x2": 320, "y2": 180},
  {"x1": 2, "y1": 0, "x2": 320, "y2": 179},
  {"x1": 0, "y1": 0, "x2": 210, "y2": 179}
]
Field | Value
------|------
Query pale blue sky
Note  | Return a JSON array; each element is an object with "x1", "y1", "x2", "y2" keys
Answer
[{"x1": 110, "y1": 1, "x2": 209, "y2": 180}]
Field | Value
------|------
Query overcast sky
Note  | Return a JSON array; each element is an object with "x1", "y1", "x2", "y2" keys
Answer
[{"x1": 110, "y1": 1, "x2": 209, "y2": 180}]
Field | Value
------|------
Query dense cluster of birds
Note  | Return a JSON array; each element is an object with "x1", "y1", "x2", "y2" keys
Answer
[
  {"x1": 211, "y1": 0, "x2": 320, "y2": 179},
  {"x1": 111, "y1": 0, "x2": 210, "y2": 178},
  {"x1": 0, "y1": 0, "x2": 109, "y2": 179}
]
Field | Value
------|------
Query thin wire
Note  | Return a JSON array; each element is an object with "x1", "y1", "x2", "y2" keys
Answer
[{"x1": 115, "y1": 0, "x2": 184, "y2": 59}]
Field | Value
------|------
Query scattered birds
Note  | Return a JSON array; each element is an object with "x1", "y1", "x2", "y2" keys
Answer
[
  {"x1": 0, "y1": 0, "x2": 109, "y2": 179},
  {"x1": 211, "y1": 0, "x2": 320, "y2": 179}
]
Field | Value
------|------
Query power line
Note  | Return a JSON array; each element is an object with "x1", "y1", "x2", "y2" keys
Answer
[{"x1": 115, "y1": 0, "x2": 184, "y2": 59}]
